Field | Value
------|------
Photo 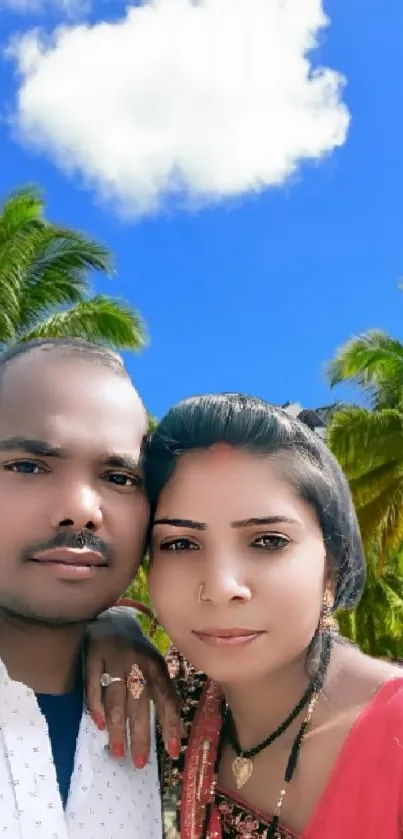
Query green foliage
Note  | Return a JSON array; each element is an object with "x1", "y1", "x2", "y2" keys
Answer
[
  {"x1": 326, "y1": 325, "x2": 403, "y2": 657},
  {"x1": 147, "y1": 414, "x2": 158, "y2": 434},
  {"x1": 328, "y1": 407, "x2": 403, "y2": 552},
  {"x1": 0, "y1": 185, "x2": 146, "y2": 350},
  {"x1": 124, "y1": 563, "x2": 171, "y2": 654},
  {"x1": 326, "y1": 330, "x2": 403, "y2": 411},
  {"x1": 337, "y1": 550, "x2": 403, "y2": 657}
]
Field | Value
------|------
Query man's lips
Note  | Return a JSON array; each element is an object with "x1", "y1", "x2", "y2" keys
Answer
[
  {"x1": 192, "y1": 628, "x2": 265, "y2": 646},
  {"x1": 31, "y1": 548, "x2": 107, "y2": 566},
  {"x1": 29, "y1": 548, "x2": 107, "y2": 579}
]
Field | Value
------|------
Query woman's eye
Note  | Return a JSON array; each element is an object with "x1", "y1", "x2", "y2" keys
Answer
[
  {"x1": 104, "y1": 473, "x2": 142, "y2": 488},
  {"x1": 252, "y1": 534, "x2": 290, "y2": 550},
  {"x1": 3, "y1": 460, "x2": 45, "y2": 475},
  {"x1": 159, "y1": 538, "x2": 199, "y2": 552}
]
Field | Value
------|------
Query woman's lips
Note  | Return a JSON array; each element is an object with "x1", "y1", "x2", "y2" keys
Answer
[{"x1": 192, "y1": 628, "x2": 265, "y2": 646}]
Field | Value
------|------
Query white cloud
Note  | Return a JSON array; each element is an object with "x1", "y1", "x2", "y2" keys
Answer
[{"x1": 7, "y1": 0, "x2": 350, "y2": 217}]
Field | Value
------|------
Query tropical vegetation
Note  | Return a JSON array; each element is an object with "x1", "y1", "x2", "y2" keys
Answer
[
  {"x1": 124, "y1": 564, "x2": 171, "y2": 654},
  {"x1": 0, "y1": 185, "x2": 146, "y2": 349},
  {"x1": 325, "y1": 327, "x2": 403, "y2": 658}
]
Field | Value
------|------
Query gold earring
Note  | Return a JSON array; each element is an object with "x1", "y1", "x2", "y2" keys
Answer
[{"x1": 321, "y1": 589, "x2": 338, "y2": 632}]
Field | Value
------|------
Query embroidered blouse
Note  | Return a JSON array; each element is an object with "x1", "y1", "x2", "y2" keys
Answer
[{"x1": 159, "y1": 651, "x2": 403, "y2": 839}]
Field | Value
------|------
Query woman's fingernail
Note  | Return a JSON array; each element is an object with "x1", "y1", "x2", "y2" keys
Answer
[
  {"x1": 134, "y1": 754, "x2": 147, "y2": 769},
  {"x1": 93, "y1": 712, "x2": 105, "y2": 731},
  {"x1": 111, "y1": 743, "x2": 125, "y2": 759},
  {"x1": 168, "y1": 738, "x2": 180, "y2": 759}
]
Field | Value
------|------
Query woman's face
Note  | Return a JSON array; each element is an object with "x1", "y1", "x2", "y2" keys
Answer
[{"x1": 148, "y1": 446, "x2": 327, "y2": 685}]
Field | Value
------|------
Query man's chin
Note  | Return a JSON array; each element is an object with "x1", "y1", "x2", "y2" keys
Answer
[{"x1": 0, "y1": 602, "x2": 108, "y2": 628}]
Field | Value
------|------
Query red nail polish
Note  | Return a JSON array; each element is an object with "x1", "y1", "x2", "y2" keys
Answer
[
  {"x1": 111, "y1": 743, "x2": 125, "y2": 759},
  {"x1": 134, "y1": 754, "x2": 147, "y2": 769},
  {"x1": 168, "y1": 738, "x2": 180, "y2": 759},
  {"x1": 93, "y1": 713, "x2": 105, "y2": 731}
]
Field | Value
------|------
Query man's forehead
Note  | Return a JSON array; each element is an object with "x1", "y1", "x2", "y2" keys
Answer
[
  {"x1": 0, "y1": 351, "x2": 142, "y2": 405},
  {"x1": 0, "y1": 350, "x2": 147, "y2": 450},
  {"x1": 1, "y1": 348, "x2": 128, "y2": 389},
  {"x1": 0, "y1": 416, "x2": 147, "y2": 453}
]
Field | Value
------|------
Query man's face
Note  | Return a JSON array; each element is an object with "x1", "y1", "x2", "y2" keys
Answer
[{"x1": 0, "y1": 350, "x2": 149, "y2": 624}]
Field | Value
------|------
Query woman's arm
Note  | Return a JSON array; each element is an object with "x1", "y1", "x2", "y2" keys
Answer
[{"x1": 85, "y1": 604, "x2": 181, "y2": 767}]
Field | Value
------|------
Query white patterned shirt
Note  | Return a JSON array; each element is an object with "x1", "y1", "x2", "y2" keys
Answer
[{"x1": 0, "y1": 658, "x2": 162, "y2": 838}]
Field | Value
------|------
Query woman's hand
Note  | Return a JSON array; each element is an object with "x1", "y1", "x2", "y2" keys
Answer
[{"x1": 85, "y1": 606, "x2": 182, "y2": 768}]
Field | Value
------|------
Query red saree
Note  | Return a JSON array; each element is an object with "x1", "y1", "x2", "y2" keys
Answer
[{"x1": 159, "y1": 651, "x2": 403, "y2": 839}]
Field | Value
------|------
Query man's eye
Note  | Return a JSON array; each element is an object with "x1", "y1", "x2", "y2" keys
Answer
[
  {"x1": 160, "y1": 538, "x2": 199, "y2": 552},
  {"x1": 105, "y1": 472, "x2": 142, "y2": 488},
  {"x1": 3, "y1": 460, "x2": 45, "y2": 475}
]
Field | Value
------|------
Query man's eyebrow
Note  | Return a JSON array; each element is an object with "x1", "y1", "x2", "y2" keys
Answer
[
  {"x1": 102, "y1": 453, "x2": 141, "y2": 471},
  {"x1": 0, "y1": 439, "x2": 141, "y2": 471},
  {"x1": 0, "y1": 437, "x2": 67, "y2": 458}
]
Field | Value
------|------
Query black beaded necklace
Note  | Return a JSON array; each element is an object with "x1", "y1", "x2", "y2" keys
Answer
[
  {"x1": 201, "y1": 630, "x2": 333, "y2": 839},
  {"x1": 224, "y1": 631, "x2": 332, "y2": 789}
]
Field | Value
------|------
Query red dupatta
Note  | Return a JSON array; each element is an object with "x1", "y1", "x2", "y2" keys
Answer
[{"x1": 180, "y1": 678, "x2": 223, "y2": 839}]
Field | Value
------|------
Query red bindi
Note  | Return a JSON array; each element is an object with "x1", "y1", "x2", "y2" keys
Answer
[{"x1": 205, "y1": 443, "x2": 235, "y2": 460}]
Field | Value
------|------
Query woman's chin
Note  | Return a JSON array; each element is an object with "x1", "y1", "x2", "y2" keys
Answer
[{"x1": 178, "y1": 638, "x2": 269, "y2": 685}]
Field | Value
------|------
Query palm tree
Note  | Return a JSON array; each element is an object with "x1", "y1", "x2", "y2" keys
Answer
[
  {"x1": 337, "y1": 548, "x2": 403, "y2": 658},
  {"x1": 324, "y1": 329, "x2": 403, "y2": 657},
  {"x1": 0, "y1": 185, "x2": 146, "y2": 349},
  {"x1": 283, "y1": 393, "x2": 403, "y2": 656},
  {"x1": 325, "y1": 330, "x2": 403, "y2": 552},
  {"x1": 326, "y1": 330, "x2": 403, "y2": 411}
]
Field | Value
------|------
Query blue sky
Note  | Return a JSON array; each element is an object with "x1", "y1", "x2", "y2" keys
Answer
[{"x1": 0, "y1": 0, "x2": 402, "y2": 419}]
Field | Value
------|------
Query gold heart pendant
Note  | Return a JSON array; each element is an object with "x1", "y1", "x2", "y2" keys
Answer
[{"x1": 232, "y1": 756, "x2": 253, "y2": 789}]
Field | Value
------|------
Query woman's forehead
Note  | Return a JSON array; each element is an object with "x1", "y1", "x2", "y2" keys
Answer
[{"x1": 155, "y1": 448, "x2": 321, "y2": 529}]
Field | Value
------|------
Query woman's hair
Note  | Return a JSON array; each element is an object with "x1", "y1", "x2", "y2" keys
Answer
[{"x1": 144, "y1": 393, "x2": 366, "y2": 612}]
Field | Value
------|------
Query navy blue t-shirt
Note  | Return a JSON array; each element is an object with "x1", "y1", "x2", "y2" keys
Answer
[{"x1": 36, "y1": 673, "x2": 83, "y2": 809}]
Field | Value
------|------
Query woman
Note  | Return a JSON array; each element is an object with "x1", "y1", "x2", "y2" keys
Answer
[{"x1": 90, "y1": 394, "x2": 403, "y2": 838}]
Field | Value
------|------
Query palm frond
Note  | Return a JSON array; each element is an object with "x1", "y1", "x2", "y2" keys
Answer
[
  {"x1": 328, "y1": 408, "x2": 403, "y2": 478},
  {"x1": 0, "y1": 185, "x2": 45, "y2": 244},
  {"x1": 377, "y1": 578, "x2": 403, "y2": 638},
  {"x1": 313, "y1": 402, "x2": 356, "y2": 423},
  {"x1": 356, "y1": 481, "x2": 403, "y2": 553},
  {"x1": 325, "y1": 330, "x2": 403, "y2": 410},
  {"x1": 31, "y1": 227, "x2": 114, "y2": 277},
  {"x1": 349, "y1": 460, "x2": 403, "y2": 510},
  {"x1": 337, "y1": 548, "x2": 403, "y2": 655},
  {"x1": 0, "y1": 185, "x2": 141, "y2": 354},
  {"x1": 18, "y1": 296, "x2": 147, "y2": 350},
  {"x1": 17, "y1": 232, "x2": 114, "y2": 329}
]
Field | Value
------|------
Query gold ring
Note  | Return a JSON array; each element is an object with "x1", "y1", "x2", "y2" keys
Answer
[{"x1": 127, "y1": 663, "x2": 147, "y2": 700}]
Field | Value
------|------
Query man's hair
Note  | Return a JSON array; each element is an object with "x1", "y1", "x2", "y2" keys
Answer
[{"x1": 0, "y1": 337, "x2": 128, "y2": 378}]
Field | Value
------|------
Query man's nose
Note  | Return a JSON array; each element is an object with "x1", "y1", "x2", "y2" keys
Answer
[{"x1": 50, "y1": 484, "x2": 103, "y2": 532}]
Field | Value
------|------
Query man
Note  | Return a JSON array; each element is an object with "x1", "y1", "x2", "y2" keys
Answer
[{"x1": 0, "y1": 338, "x2": 177, "y2": 838}]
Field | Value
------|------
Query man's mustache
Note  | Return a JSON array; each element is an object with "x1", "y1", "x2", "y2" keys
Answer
[{"x1": 21, "y1": 530, "x2": 114, "y2": 564}]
